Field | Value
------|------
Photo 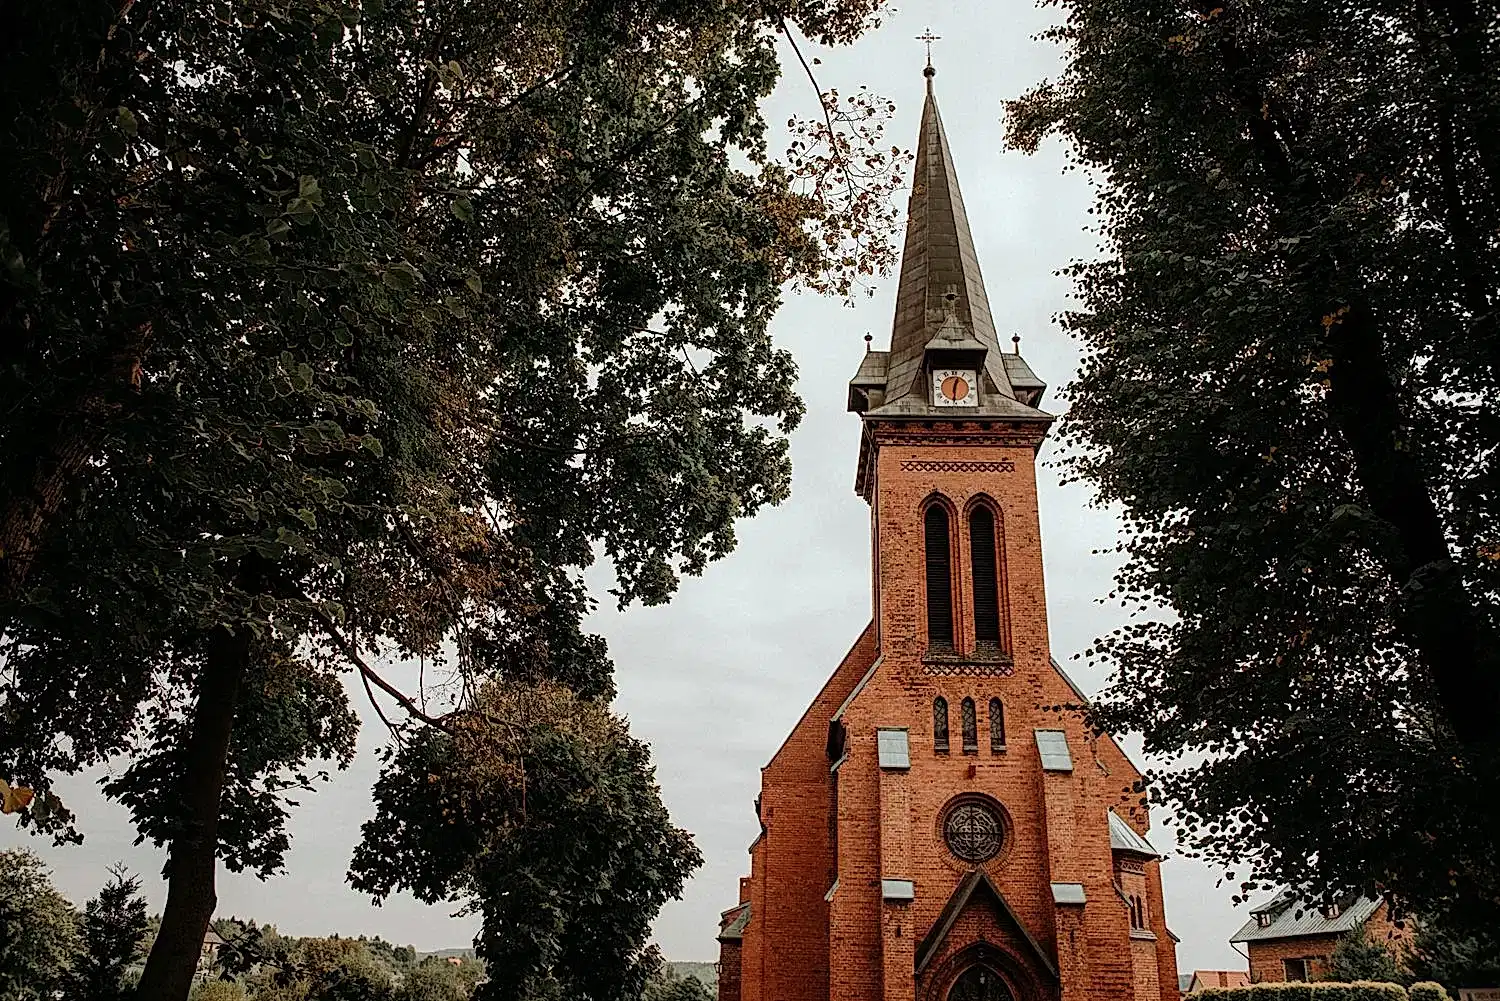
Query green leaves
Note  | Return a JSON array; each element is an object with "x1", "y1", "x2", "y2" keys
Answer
[{"x1": 1016, "y1": 0, "x2": 1500, "y2": 939}]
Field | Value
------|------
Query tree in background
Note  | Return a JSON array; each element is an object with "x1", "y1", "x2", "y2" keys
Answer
[
  {"x1": 0, "y1": 848, "x2": 80, "y2": 1000},
  {"x1": 1008, "y1": 0, "x2": 1500, "y2": 933},
  {"x1": 0, "y1": 1, "x2": 902, "y2": 998},
  {"x1": 645, "y1": 966, "x2": 717, "y2": 1001},
  {"x1": 352, "y1": 681, "x2": 698, "y2": 1001},
  {"x1": 1408, "y1": 920, "x2": 1500, "y2": 991},
  {"x1": 1328, "y1": 927, "x2": 1408, "y2": 985},
  {"x1": 69, "y1": 863, "x2": 150, "y2": 1001},
  {"x1": 394, "y1": 959, "x2": 485, "y2": 1001}
]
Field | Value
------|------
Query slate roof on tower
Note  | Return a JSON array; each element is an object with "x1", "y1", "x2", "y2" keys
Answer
[{"x1": 847, "y1": 67, "x2": 1051, "y2": 422}]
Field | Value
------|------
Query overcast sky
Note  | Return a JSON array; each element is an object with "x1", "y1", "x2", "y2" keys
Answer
[{"x1": 2, "y1": 0, "x2": 1254, "y2": 979}]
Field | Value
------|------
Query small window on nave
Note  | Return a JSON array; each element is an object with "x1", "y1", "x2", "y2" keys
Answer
[
  {"x1": 989, "y1": 698, "x2": 1005, "y2": 753},
  {"x1": 934, "y1": 697, "x2": 950, "y2": 754},
  {"x1": 961, "y1": 697, "x2": 977, "y2": 754}
]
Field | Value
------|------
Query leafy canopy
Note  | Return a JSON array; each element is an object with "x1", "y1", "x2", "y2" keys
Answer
[{"x1": 1008, "y1": 0, "x2": 1500, "y2": 929}]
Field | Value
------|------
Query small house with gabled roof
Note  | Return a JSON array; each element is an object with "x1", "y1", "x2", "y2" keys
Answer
[{"x1": 1229, "y1": 892, "x2": 1409, "y2": 983}]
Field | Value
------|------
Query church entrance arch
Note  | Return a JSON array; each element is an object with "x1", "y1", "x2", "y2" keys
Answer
[{"x1": 947, "y1": 965, "x2": 1013, "y2": 1001}]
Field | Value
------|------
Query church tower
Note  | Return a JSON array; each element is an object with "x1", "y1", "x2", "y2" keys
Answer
[{"x1": 714, "y1": 66, "x2": 1180, "y2": 1001}]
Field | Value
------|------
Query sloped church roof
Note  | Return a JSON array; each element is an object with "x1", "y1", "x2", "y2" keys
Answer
[{"x1": 847, "y1": 67, "x2": 1051, "y2": 423}]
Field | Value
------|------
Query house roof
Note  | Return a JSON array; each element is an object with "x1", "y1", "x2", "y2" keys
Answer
[
  {"x1": 1229, "y1": 892, "x2": 1381, "y2": 943},
  {"x1": 1108, "y1": 810, "x2": 1160, "y2": 859},
  {"x1": 202, "y1": 928, "x2": 225, "y2": 947},
  {"x1": 1188, "y1": 970, "x2": 1250, "y2": 991},
  {"x1": 717, "y1": 902, "x2": 751, "y2": 942}
]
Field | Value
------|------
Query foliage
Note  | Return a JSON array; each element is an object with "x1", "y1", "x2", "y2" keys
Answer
[
  {"x1": 1196, "y1": 985, "x2": 1409, "y2": 1000},
  {"x1": 1408, "y1": 916, "x2": 1500, "y2": 990},
  {"x1": 0, "y1": 848, "x2": 81, "y2": 1001},
  {"x1": 1329, "y1": 927, "x2": 1408, "y2": 985},
  {"x1": 192, "y1": 982, "x2": 250, "y2": 1001},
  {"x1": 1407, "y1": 985, "x2": 1451, "y2": 1001},
  {"x1": 351, "y1": 681, "x2": 701, "y2": 1001},
  {"x1": 644, "y1": 965, "x2": 717, "y2": 1001},
  {"x1": 1008, "y1": 0, "x2": 1500, "y2": 930},
  {"x1": 0, "y1": 0, "x2": 902, "y2": 996},
  {"x1": 70, "y1": 864, "x2": 150, "y2": 1001},
  {"x1": 395, "y1": 958, "x2": 484, "y2": 1001}
]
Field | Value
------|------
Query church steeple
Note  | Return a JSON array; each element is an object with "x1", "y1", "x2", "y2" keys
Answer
[{"x1": 847, "y1": 67, "x2": 1049, "y2": 421}]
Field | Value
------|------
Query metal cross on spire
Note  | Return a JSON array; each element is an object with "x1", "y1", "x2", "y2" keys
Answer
[{"x1": 917, "y1": 27, "x2": 941, "y2": 70}]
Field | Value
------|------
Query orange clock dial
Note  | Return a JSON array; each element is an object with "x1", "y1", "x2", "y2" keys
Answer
[{"x1": 941, "y1": 375, "x2": 971, "y2": 402}]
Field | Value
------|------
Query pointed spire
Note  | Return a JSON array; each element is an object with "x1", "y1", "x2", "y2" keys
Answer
[{"x1": 881, "y1": 69, "x2": 1017, "y2": 406}]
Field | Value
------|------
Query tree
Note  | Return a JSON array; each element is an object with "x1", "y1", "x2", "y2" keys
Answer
[
  {"x1": 0, "y1": 848, "x2": 81, "y2": 1000},
  {"x1": 645, "y1": 967, "x2": 717, "y2": 1001},
  {"x1": 1408, "y1": 919, "x2": 1500, "y2": 990},
  {"x1": 70, "y1": 864, "x2": 151, "y2": 1001},
  {"x1": 0, "y1": 2, "x2": 902, "y2": 999},
  {"x1": 1328, "y1": 927, "x2": 1407, "y2": 985},
  {"x1": 1007, "y1": 0, "x2": 1500, "y2": 931},
  {"x1": 350, "y1": 681, "x2": 701, "y2": 1001},
  {"x1": 395, "y1": 959, "x2": 482, "y2": 1001}
]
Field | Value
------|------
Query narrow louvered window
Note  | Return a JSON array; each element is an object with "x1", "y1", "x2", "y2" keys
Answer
[
  {"x1": 970, "y1": 507, "x2": 1001, "y2": 648},
  {"x1": 933, "y1": 697, "x2": 950, "y2": 754},
  {"x1": 961, "y1": 697, "x2": 977, "y2": 754},
  {"x1": 989, "y1": 697, "x2": 1006, "y2": 752},
  {"x1": 924, "y1": 505, "x2": 955, "y2": 648}
]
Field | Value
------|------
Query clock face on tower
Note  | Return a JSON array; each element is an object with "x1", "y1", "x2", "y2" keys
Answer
[{"x1": 933, "y1": 368, "x2": 978, "y2": 407}]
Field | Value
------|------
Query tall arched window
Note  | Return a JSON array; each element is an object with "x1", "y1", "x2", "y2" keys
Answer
[
  {"x1": 969, "y1": 506, "x2": 1002, "y2": 649},
  {"x1": 933, "y1": 697, "x2": 950, "y2": 754},
  {"x1": 989, "y1": 697, "x2": 1006, "y2": 752},
  {"x1": 961, "y1": 697, "x2": 978, "y2": 754},
  {"x1": 925, "y1": 505, "x2": 955, "y2": 648}
]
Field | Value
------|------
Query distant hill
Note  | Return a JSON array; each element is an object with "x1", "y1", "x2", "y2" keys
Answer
[
  {"x1": 670, "y1": 962, "x2": 718, "y2": 988},
  {"x1": 418, "y1": 948, "x2": 477, "y2": 961}
]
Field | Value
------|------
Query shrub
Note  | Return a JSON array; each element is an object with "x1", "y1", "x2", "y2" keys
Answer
[
  {"x1": 1408, "y1": 984, "x2": 1451, "y2": 1001},
  {"x1": 1180, "y1": 984, "x2": 1410, "y2": 1000}
]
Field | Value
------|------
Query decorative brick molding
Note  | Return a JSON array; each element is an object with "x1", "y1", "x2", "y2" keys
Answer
[
  {"x1": 901, "y1": 459, "x2": 1017, "y2": 474},
  {"x1": 921, "y1": 659, "x2": 1017, "y2": 677}
]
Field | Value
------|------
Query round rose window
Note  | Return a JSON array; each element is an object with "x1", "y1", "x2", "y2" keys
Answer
[{"x1": 943, "y1": 799, "x2": 1004, "y2": 863}]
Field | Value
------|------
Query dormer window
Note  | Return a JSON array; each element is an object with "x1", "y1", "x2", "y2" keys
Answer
[
  {"x1": 1322, "y1": 903, "x2": 1341, "y2": 920},
  {"x1": 1255, "y1": 912, "x2": 1273, "y2": 928}
]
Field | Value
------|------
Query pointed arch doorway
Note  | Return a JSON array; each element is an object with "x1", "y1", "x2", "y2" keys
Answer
[{"x1": 948, "y1": 966, "x2": 1014, "y2": 1001}]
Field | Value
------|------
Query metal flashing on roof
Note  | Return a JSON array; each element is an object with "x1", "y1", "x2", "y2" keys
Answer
[
  {"x1": 1108, "y1": 811, "x2": 1160, "y2": 858},
  {"x1": 1051, "y1": 883, "x2": 1087, "y2": 906},
  {"x1": 1229, "y1": 892, "x2": 1382, "y2": 943},
  {"x1": 877, "y1": 728, "x2": 911, "y2": 770},
  {"x1": 882, "y1": 879, "x2": 916, "y2": 901},
  {"x1": 824, "y1": 879, "x2": 839, "y2": 902},
  {"x1": 1049, "y1": 657, "x2": 1092, "y2": 706},
  {"x1": 829, "y1": 751, "x2": 849, "y2": 773},
  {"x1": 1035, "y1": 729, "x2": 1074, "y2": 772},
  {"x1": 832, "y1": 656, "x2": 883, "y2": 723}
]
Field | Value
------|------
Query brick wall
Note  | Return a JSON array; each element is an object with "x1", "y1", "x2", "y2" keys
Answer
[
  {"x1": 1248, "y1": 935, "x2": 1341, "y2": 983},
  {"x1": 719, "y1": 943, "x2": 742, "y2": 1001}
]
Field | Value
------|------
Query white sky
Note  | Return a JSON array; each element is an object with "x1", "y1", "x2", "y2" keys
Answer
[{"x1": 2, "y1": 0, "x2": 1253, "y2": 979}]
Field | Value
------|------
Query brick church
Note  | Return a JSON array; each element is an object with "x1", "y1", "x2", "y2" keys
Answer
[{"x1": 715, "y1": 65, "x2": 1180, "y2": 1001}]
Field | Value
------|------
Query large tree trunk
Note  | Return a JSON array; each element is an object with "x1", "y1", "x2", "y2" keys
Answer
[
  {"x1": 1199, "y1": 0, "x2": 1500, "y2": 747},
  {"x1": 1325, "y1": 305, "x2": 1500, "y2": 746},
  {"x1": 0, "y1": 323, "x2": 148, "y2": 607},
  {"x1": 134, "y1": 620, "x2": 251, "y2": 1001}
]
